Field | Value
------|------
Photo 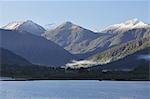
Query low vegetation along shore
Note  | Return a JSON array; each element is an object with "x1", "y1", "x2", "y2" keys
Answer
[{"x1": 0, "y1": 63, "x2": 149, "y2": 81}]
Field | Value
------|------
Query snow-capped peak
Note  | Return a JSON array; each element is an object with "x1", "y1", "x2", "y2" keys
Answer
[
  {"x1": 2, "y1": 20, "x2": 25, "y2": 30},
  {"x1": 101, "y1": 18, "x2": 149, "y2": 33},
  {"x1": 118, "y1": 18, "x2": 146, "y2": 28},
  {"x1": 2, "y1": 20, "x2": 45, "y2": 36},
  {"x1": 124, "y1": 18, "x2": 140, "y2": 25}
]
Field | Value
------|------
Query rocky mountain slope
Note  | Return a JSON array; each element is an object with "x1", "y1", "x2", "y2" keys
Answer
[
  {"x1": 66, "y1": 37, "x2": 150, "y2": 69},
  {"x1": 99, "y1": 47, "x2": 150, "y2": 71},
  {"x1": 43, "y1": 21, "x2": 100, "y2": 55},
  {"x1": 89, "y1": 37, "x2": 150, "y2": 64}
]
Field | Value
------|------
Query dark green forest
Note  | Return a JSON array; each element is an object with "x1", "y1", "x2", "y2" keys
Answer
[{"x1": 0, "y1": 63, "x2": 149, "y2": 80}]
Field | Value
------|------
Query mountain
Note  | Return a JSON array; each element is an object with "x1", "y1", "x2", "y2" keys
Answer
[
  {"x1": 82, "y1": 19, "x2": 150, "y2": 57},
  {"x1": 2, "y1": 20, "x2": 46, "y2": 36},
  {"x1": 99, "y1": 47, "x2": 150, "y2": 71},
  {"x1": 101, "y1": 18, "x2": 149, "y2": 34},
  {"x1": 0, "y1": 29, "x2": 76, "y2": 67},
  {"x1": 89, "y1": 37, "x2": 150, "y2": 64},
  {"x1": 66, "y1": 37, "x2": 150, "y2": 69},
  {"x1": 43, "y1": 19, "x2": 150, "y2": 59},
  {"x1": 99, "y1": 18, "x2": 150, "y2": 47},
  {"x1": 43, "y1": 21, "x2": 100, "y2": 55},
  {"x1": 0, "y1": 47, "x2": 31, "y2": 65}
]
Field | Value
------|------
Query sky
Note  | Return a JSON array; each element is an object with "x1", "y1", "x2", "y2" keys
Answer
[{"x1": 0, "y1": 0, "x2": 149, "y2": 31}]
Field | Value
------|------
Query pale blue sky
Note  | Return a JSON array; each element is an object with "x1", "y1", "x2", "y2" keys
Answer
[{"x1": 0, "y1": 0, "x2": 149, "y2": 31}]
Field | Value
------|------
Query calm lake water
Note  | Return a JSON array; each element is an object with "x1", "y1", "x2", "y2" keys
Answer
[{"x1": 0, "y1": 80, "x2": 149, "y2": 99}]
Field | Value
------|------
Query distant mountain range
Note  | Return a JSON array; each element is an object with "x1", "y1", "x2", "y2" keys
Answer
[
  {"x1": 0, "y1": 18, "x2": 149, "y2": 69},
  {"x1": 43, "y1": 19, "x2": 150, "y2": 59}
]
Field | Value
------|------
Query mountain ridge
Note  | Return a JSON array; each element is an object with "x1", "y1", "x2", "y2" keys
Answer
[{"x1": 43, "y1": 21, "x2": 100, "y2": 55}]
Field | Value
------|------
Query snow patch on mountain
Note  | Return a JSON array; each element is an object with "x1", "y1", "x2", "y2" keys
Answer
[
  {"x1": 2, "y1": 21, "x2": 24, "y2": 29},
  {"x1": 101, "y1": 18, "x2": 149, "y2": 33},
  {"x1": 2, "y1": 20, "x2": 45, "y2": 36}
]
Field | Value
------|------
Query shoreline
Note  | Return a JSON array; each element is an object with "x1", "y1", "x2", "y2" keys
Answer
[{"x1": 1, "y1": 78, "x2": 149, "y2": 81}]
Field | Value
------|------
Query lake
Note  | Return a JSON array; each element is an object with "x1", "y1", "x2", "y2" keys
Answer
[{"x1": 0, "y1": 80, "x2": 149, "y2": 99}]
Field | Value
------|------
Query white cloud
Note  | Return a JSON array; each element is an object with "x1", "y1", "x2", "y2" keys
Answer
[{"x1": 65, "y1": 60, "x2": 99, "y2": 69}]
